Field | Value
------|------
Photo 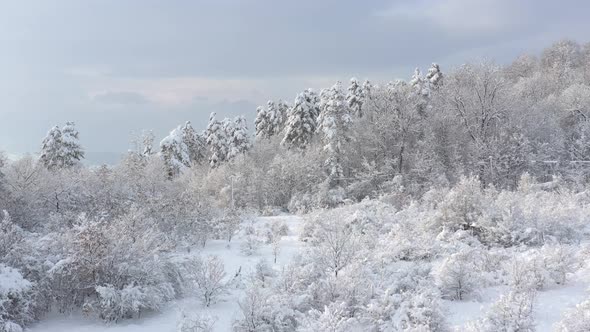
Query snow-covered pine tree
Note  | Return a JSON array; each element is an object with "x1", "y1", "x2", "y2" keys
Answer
[
  {"x1": 182, "y1": 121, "x2": 207, "y2": 165},
  {"x1": 317, "y1": 82, "x2": 352, "y2": 187},
  {"x1": 282, "y1": 90, "x2": 319, "y2": 150},
  {"x1": 277, "y1": 99, "x2": 289, "y2": 132},
  {"x1": 266, "y1": 100, "x2": 282, "y2": 137},
  {"x1": 227, "y1": 115, "x2": 251, "y2": 160},
  {"x1": 256, "y1": 100, "x2": 287, "y2": 140},
  {"x1": 61, "y1": 122, "x2": 85, "y2": 167},
  {"x1": 254, "y1": 105, "x2": 270, "y2": 139},
  {"x1": 206, "y1": 113, "x2": 229, "y2": 168},
  {"x1": 40, "y1": 122, "x2": 84, "y2": 170},
  {"x1": 40, "y1": 126, "x2": 64, "y2": 170},
  {"x1": 141, "y1": 130, "x2": 156, "y2": 156},
  {"x1": 346, "y1": 77, "x2": 365, "y2": 118},
  {"x1": 426, "y1": 63, "x2": 444, "y2": 88},
  {"x1": 410, "y1": 67, "x2": 429, "y2": 97},
  {"x1": 160, "y1": 125, "x2": 190, "y2": 177}
]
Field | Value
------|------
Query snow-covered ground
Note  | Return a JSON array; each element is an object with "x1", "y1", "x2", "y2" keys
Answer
[
  {"x1": 445, "y1": 261, "x2": 590, "y2": 331},
  {"x1": 29, "y1": 215, "x2": 304, "y2": 332},
  {"x1": 28, "y1": 214, "x2": 590, "y2": 332},
  {"x1": 446, "y1": 280, "x2": 590, "y2": 331}
]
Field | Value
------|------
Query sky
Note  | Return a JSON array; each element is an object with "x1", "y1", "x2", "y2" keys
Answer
[{"x1": 0, "y1": 0, "x2": 589, "y2": 163}]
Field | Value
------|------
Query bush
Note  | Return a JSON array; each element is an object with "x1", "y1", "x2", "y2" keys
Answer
[
  {"x1": 435, "y1": 250, "x2": 482, "y2": 301},
  {"x1": 188, "y1": 256, "x2": 228, "y2": 307},
  {"x1": 47, "y1": 213, "x2": 182, "y2": 321},
  {"x1": 177, "y1": 310, "x2": 217, "y2": 332},
  {"x1": 0, "y1": 264, "x2": 35, "y2": 332},
  {"x1": 467, "y1": 289, "x2": 536, "y2": 332},
  {"x1": 555, "y1": 298, "x2": 590, "y2": 332}
]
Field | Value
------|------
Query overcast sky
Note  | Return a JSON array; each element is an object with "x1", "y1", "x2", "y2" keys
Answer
[{"x1": 1, "y1": 0, "x2": 589, "y2": 163}]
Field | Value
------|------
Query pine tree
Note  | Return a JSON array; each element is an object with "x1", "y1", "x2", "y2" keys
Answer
[
  {"x1": 266, "y1": 100, "x2": 282, "y2": 137},
  {"x1": 227, "y1": 115, "x2": 251, "y2": 159},
  {"x1": 61, "y1": 122, "x2": 85, "y2": 167},
  {"x1": 426, "y1": 63, "x2": 444, "y2": 88},
  {"x1": 160, "y1": 125, "x2": 190, "y2": 177},
  {"x1": 256, "y1": 100, "x2": 287, "y2": 140},
  {"x1": 40, "y1": 122, "x2": 84, "y2": 170},
  {"x1": 410, "y1": 67, "x2": 429, "y2": 97},
  {"x1": 282, "y1": 89, "x2": 319, "y2": 150},
  {"x1": 182, "y1": 121, "x2": 207, "y2": 165},
  {"x1": 346, "y1": 77, "x2": 365, "y2": 118},
  {"x1": 141, "y1": 130, "x2": 156, "y2": 156},
  {"x1": 206, "y1": 113, "x2": 229, "y2": 168},
  {"x1": 317, "y1": 82, "x2": 352, "y2": 187},
  {"x1": 254, "y1": 105, "x2": 270, "y2": 139},
  {"x1": 277, "y1": 99, "x2": 289, "y2": 132},
  {"x1": 40, "y1": 126, "x2": 64, "y2": 170},
  {"x1": 159, "y1": 121, "x2": 208, "y2": 177}
]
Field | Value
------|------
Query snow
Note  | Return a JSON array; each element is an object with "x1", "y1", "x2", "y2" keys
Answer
[
  {"x1": 24, "y1": 214, "x2": 590, "y2": 332},
  {"x1": 0, "y1": 264, "x2": 31, "y2": 294},
  {"x1": 446, "y1": 266, "x2": 590, "y2": 331},
  {"x1": 28, "y1": 214, "x2": 304, "y2": 332}
]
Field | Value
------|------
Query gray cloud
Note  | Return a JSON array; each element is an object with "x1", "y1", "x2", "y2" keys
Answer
[{"x1": 92, "y1": 91, "x2": 149, "y2": 105}]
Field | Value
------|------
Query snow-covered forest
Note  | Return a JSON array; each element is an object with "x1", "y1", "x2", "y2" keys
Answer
[{"x1": 2, "y1": 39, "x2": 590, "y2": 331}]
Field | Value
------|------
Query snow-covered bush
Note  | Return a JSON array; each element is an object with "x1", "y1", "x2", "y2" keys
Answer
[
  {"x1": 506, "y1": 255, "x2": 547, "y2": 291},
  {"x1": 0, "y1": 264, "x2": 35, "y2": 332},
  {"x1": 240, "y1": 221, "x2": 263, "y2": 256},
  {"x1": 187, "y1": 256, "x2": 228, "y2": 307},
  {"x1": 537, "y1": 245, "x2": 579, "y2": 285},
  {"x1": 435, "y1": 249, "x2": 483, "y2": 300},
  {"x1": 94, "y1": 283, "x2": 175, "y2": 322},
  {"x1": 215, "y1": 209, "x2": 245, "y2": 243},
  {"x1": 467, "y1": 288, "x2": 536, "y2": 332},
  {"x1": 287, "y1": 192, "x2": 313, "y2": 214},
  {"x1": 252, "y1": 259, "x2": 275, "y2": 288},
  {"x1": 364, "y1": 265, "x2": 448, "y2": 331},
  {"x1": 309, "y1": 216, "x2": 363, "y2": 278},
  {"x1": 47, "y1": 213, "x2": 181, "y2": 321},
  {"x1": 378, "y1": 204, "x2": 437, "y2": 262},
  {"x1": 233, "y1": 285, "x2": 274, "y2": 332},
  {"x1": 298, "y1": 302, "x2": 357, "y2": 332},
  {"x1": 0, "y1": 211, "x2": 23, "y2": 259},
  {"x1": 177, "y1": 310, "x2": 217, "y2": 332},
  {"x1": 435, "y1": 176, "x2": 488, "y2": 235},
  {"x1": 233, "y1": 282, "x2": 298, "y2": 332},
  {"x1": 555, "y1": 298, "x2": 590, "y2": 332},
  {"x1": 483, "y1": 187, "x2": 586, "y2": 246},
  {"x1": 507, "y1": 245, "x2": 579, "y2": 291}
]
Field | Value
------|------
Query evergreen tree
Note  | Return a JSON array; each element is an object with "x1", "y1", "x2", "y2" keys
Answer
[
  {"x1": 141, "y1": 130, "x2": 156, "y2": 156},
  {"x1": 256, "y1": 100, "x2": 287, "y2": 140},
  {"x1": 346, "y1": 77, "x2": 365, "y2": 118},
  {"x1": 254, "y1": 105, "x2": 270, "y2": 139},
  {"x1": 277, "y1": 99, "x2": 290, "y2": 132},
  {"x1": 426, "y1": 63, "x2": 444, "y2": 88},
  {"x1": 266, "y1": 100, "x2": 282, "y2": 137},
  {"x1": 40, "y1": 122, "x2": 84, "y2": 170},
  {"x1": 40, "y1": 126, "x2": 64, "y2": 170},
  {"x1": 160, "y1": 125, "x2": 190, "y2": 177},
  {"x1": 182, "y1": 121, "x2": 207, "y2": 165},
  {"x1": 227, "y1": 115, "x2": 251, "y2": 159},
  {"x1": 317, "y1": 82, "x2": 352, "y2": 187},
  {"x1": 282, "y1": 90, "x2": 319, "y2": 150},
  {"x1": 206, "y1": 113, "x2": 229, "y2": 168},
  {"x1": 410, "y1": 68, "x2": 423, "y2": 88},
  {"x1": 61, "y1": 122, "x2": 85, "y2": 167}
]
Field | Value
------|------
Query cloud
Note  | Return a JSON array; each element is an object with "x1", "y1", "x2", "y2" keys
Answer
[
  {"x1": 377, "y1": 0, "x2": 526, "y2": 35},
  {"x1": 92, "y1": 91, "x2": 149, "y2": 105}
]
